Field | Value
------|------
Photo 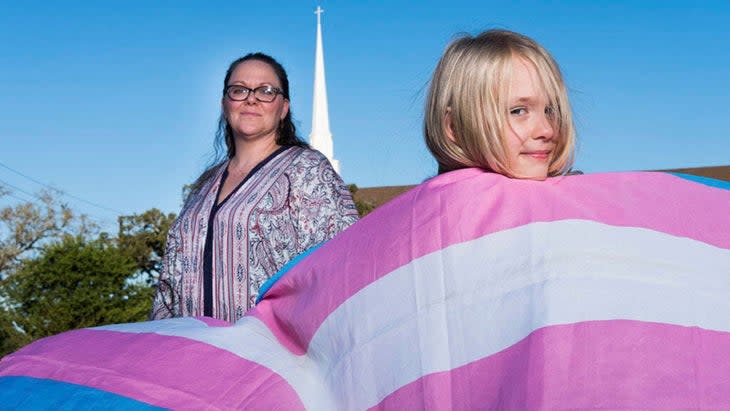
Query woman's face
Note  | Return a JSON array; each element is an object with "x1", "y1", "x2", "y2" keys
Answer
[
  {"x1": 503, "y1": 57, "x2": 556, "y2": 180},
  {"x1": 222, "y1": 60, "x2": 289, "y2": 144}
]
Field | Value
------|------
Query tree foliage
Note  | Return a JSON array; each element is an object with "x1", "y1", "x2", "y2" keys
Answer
[
  {"x1": 0, "y1": 187, "x2": 178, "y2": 356},
  {"x1": 117, "y1": 208, "x2": 176, "y2": 285},
  {"x1": 2, "y1": 235, "x2": 152, "y2": 341},
  {"x1": 0, "y1": 187, "x2": 92, "y2": 279},
  {"x1": 348, "y1": 184, "x2": 375, "y2": 217},
  {"x1": 0, "y1": 309, "x2": 31, "y2": 357}
]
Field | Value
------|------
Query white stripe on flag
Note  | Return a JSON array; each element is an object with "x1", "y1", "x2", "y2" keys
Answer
[
  {"x1": 97, "y1": 317, "x2": 338, "y2": 408},
  {"x1": 309, "y1": 219, "x2": 730, "y2": 409}
]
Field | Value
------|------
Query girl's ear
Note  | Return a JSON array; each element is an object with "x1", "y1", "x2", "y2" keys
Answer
[{"x1": 444, "y1": 107, "x2": 457, "y2": 143}]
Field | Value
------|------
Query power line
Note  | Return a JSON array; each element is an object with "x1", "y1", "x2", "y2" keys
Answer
[
  {"x1": 0, "y1": 178, "x2": 119, "y2": 236},
  {"x1": 0, "y1": 180, "x2": 43, "y2": 209},
  {"x1": 0, "y1": 160, "x2": 125, "y2": 215},
  {"x1": 0, "y1": 177, "x2": 45, "y2": 203},
  {"x1": 2, "y1": 190, "x2": 36, "y2": 205}
]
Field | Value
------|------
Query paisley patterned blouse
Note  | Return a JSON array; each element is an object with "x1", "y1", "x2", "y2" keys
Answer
[{"x1": 150, "y1": 147, "x2": 359, "y2": 322}]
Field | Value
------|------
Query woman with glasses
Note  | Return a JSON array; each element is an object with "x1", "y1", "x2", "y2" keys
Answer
[{"x1": 150, "y1": 53, "x2": 359, "y2": 322}]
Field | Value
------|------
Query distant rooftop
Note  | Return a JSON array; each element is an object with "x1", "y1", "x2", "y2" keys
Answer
[{"x1": 658, "y1": 165, "x2": 730, "y2": 182}]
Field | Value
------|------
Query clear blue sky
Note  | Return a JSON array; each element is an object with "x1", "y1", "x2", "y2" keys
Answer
[{"x1": 1, "y1": 1, "x2": 728, "y2": 231}]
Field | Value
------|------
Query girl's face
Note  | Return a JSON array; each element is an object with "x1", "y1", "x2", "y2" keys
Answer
[{"x1": 503, "y1": 57, "x2": 556, "y2": 180}]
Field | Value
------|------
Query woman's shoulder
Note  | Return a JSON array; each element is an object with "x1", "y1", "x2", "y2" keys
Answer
[
  {"x1": 195, "y1": 161, "x2": 227, "y2": 182},
  {"x1": 184, "y1": 161, "x2": 227, "y2": 203},
  {"x1": 283, "y1": 147, "x2": 345, "y2": 189},
  {"x1": 289, "y1": 147, "x2": 331, "y2": 167}
]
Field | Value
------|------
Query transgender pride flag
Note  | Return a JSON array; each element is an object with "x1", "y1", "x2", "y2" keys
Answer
[{"x1": 1, "y1": 170, "x2": 729, "y2": 410}]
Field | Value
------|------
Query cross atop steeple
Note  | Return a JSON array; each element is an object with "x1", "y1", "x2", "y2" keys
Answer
[{"x1": 315, "y1": 6, "x2": 324, "y2": 24}]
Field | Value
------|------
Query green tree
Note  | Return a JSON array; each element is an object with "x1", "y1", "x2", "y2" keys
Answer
[
  {"x1": 2, "y1": 235, "x2": 152, "y2": 341},
  {"x1": 1, "y1": 186, "x2": 93, "y2": 279},
  {"x1": 0, "y1": 309, "x2": 30, "y2": 357},
  {"x1": 117, "y1": 208, "x2": 176, "y2": 285},
  {"x1": 1, "y1": 186, "x2": 95, "y2": 355}
]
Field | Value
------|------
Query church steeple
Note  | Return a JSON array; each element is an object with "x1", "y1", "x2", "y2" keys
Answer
[{"x1": 309, "y1": 6, "x2": 339, "y2": 173}]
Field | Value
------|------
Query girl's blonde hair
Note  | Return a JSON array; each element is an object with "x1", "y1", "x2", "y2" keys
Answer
[{"x1": 424, "y1": 29, "x2": 575, "y2": 176}]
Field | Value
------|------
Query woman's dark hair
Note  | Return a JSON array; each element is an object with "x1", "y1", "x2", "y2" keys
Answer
[{"x1": 189, "y1": 53, "x2": 308, "y2": 199}]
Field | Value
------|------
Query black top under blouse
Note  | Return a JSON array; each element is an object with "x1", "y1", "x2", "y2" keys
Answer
[{"x1": 202, "y1": 146, "x2": 291, "y2": 317}]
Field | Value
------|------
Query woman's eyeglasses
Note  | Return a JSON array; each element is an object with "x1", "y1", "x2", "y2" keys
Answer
[{"x1": 224, "y1": 85, "x2": 283, "y2": 103}]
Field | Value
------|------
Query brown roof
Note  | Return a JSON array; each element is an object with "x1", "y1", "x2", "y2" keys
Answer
[
  {"x1": 353, "y1": 165, "x2": 730, "y2": 213},
  {"x1": 659, "y1": 165, "x2": 730, "y2": 182}
]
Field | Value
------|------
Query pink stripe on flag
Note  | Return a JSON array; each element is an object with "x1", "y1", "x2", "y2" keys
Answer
[
  {"x1": 0, "y1": 329, "x2": 304, "y2": 410},
  {"x1": 252, "y1": 170, "x2": 730, "y2": 354},
  {"x1": 371, "y1": 320, "x2": 730, "y2": 410}
]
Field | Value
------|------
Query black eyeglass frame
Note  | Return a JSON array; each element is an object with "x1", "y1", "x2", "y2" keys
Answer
[{"x1": 224, "y1": 85, "x2": 285, "y2": 103}]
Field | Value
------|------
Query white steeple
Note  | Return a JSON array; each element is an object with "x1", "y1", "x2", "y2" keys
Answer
[{"x1": 309, "y1": 6, "x2": 339, "y2": 173}]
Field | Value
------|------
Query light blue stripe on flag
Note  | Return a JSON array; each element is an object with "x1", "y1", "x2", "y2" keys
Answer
[
  {"x1": 669, "y1": 172, "x2": 730, "y2": 190},
  {"x1": 255, "y1": 242, "x2": 325, "y2": 304},
  {"x1": 0, "y1": 376, "x2": 167, "y2": 410}
]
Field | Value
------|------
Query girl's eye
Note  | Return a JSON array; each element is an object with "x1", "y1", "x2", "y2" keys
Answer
[
  {"x1": 510, "y1": 107, "x2": 527, "y2": 116},
  {"x1": 545, "y1": 106, "x2": 555, "y2": 117}
]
